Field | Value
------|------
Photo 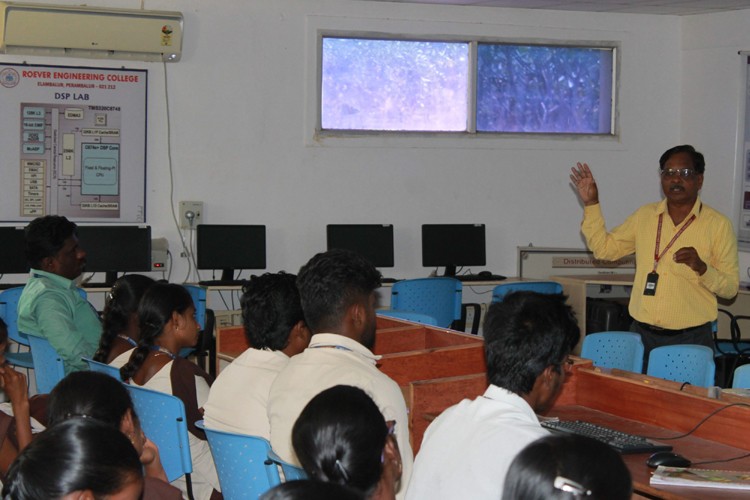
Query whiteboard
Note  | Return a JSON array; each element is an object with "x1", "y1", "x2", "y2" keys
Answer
[
  {"x1": 0, "y1": 63, "x2": 147, "y2": 222},
  {"x1": 738, "y1": 54, "x2": 750, "y2": 250}
]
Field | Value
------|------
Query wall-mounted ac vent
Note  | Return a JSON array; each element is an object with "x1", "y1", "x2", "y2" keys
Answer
[{"x1": 0, "y1": 2, "x2": 183, "y2": 62}]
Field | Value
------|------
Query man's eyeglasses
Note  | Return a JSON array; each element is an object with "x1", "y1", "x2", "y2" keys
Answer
[{"x1": 660, "y1": 167, "x2": 696, "y2": 178}]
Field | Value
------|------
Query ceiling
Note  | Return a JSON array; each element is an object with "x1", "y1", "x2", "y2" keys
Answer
[{"x1": 359, "y1": 0, "x2": 750, "y2": 16}]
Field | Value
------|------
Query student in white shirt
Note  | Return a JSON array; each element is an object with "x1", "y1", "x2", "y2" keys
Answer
[
  {"x1": 406, "y1": 291, "x2": 580, "y2": 500},
  {"x1": 268, "y1": 249, "x2": 413, "y2": 499},
  {"x1": 203, "y1": 272, "x2": 310, "y2": 437}
]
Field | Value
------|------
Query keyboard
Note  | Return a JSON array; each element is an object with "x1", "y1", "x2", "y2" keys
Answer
[
  {"x1": 456, "y1": 274, "x2": 507, "y2": 282},
  {"x1": 541, "y1": 420, "x2": 673, "y2": 454}
]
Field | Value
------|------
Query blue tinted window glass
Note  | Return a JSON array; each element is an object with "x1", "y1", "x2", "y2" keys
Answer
[
  {"x1": 321, "y1": 38, "x2": 469, "y2": 131},
  {"x1": 476, "y1": 44, "x2": 613, "y2": 134}
]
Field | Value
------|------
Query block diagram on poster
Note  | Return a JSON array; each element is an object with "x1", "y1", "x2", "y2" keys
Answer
[{"x1": 20, "y1": 102, "x2": 122, "y2": 218}]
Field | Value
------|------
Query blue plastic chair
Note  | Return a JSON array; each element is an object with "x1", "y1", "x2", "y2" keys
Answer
[
  {"x1": 377, "y1": 310, "x2": 439, "y2": 326},
  {"x1": 180, "y1": 284, "x2": 216, "y2": 376},
  {"x1": 646, "y1": 344, "x2": 716, "y2": 387},
  {"x1": 581, "y1": 331, "x2": 644, "y2": 372},
  {"x1": 267, "y1": 448, "x2": 308, "y2": 482},
  {"x1": 25, "y1": 332, "x2": 65, "y2": 393},
  {"x1": 389, "y1": 278, "x2": 462, "y2": 328},
  {"x1": 0, "y1": 286, "x2": 33, "y2": 369},
  {"x1": 82, "y1": 357, "x2": 122, "y2": 380},
  {"x1": 124, "y1": 384, "x2": 194, "y2": 499},
  {"x1": 732, "y1": 364, "x2": 750, "y2": 389},
  {"x1": 195, "y1": 420, "x2": 280, "y2": 498},
  {"x1": 491, "y1": 281, "x2": 562, "y2": 303}
]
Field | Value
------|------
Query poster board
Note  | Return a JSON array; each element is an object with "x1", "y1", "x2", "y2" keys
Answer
[{"x1": 0, "y1": 63, "x2": 147, "y2": 222}]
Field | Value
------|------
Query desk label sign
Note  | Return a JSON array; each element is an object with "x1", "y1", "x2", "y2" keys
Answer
[{"x1": 552, "y1": 256, "x2": 635, "y2": 268}]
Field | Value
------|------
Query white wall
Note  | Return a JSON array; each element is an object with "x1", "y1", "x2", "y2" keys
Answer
[
  {"x1": 682, "y1": 10, "x2": 750, "y2": 284},
  {"x1": 1, "y1": 0, "x2": 694, "y2": 284}
]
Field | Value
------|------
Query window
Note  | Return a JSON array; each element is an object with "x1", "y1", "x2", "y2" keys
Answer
[
  {"x1": 319, "y1": 36, "x2": 616, "y2": 136},
  {"x1": 321, "y1": 38, "x2": 469, "y2": 132},
  {"x1": 476, "y1": 44, "x2": 614, "y2": 134}
]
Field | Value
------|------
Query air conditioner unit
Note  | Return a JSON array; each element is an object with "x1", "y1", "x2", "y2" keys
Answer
[{"x1": 0, "y1": 2, "x2": 183, "y2": 62}]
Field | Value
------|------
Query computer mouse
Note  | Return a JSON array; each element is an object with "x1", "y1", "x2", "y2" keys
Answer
[
  {"x1": 477, "y1": 271, "x2": 493, "y2": 278},
  {"x1": 646, "y1": 451, "x2": 692, "y2": 468}
]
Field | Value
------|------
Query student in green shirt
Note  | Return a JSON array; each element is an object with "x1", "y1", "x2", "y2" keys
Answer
[{"x1": 17, "y1": 216, "x2": 101, "y2": 375}]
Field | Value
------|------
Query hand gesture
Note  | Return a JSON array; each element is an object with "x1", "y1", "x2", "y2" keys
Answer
[
  {"x1": 570, "y1": 162, "x2": 600, "y2": 206},
  {"x1": 141, "y1": 435, "x2": 169, "y2": 482},
  {"x1": 0, "y1": 366, "x2": 28, "y2": 408},
  {"x1": 673, "y1": 247, "x2": 707, "y2": 275}
]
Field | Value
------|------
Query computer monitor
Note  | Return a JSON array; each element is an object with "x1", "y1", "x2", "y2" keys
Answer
[
  {"x1": 0, "y1": 226, "x2": 29, "y2": 275},
  {"x1": 422, "y1": 224, "x2": 486, "y2": 276},
  {"x1": 76, "y1": 225, "x2": 152, "y2": 287},
  {"x1": 326, "y1": 224, "x2": 394, "y2": 268},
  {"x1": 196, "y1": 224, "x2": 266, "y2": 282}
]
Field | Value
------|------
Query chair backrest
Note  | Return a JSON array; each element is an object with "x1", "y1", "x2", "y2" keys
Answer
[
  {"x1": 195, "y1": 420, "x2": 280, "y2": 498},
  {"x1": 0, "y1": 286, "x2": 28, "y2": 346},
  {"x1": 377, "y1": 310, "x2": 439, "y2": 326},
  {"x1": 124, "y1": 384, "x2": 193, "y2": 483},
  {"x1": 267, "y1": 448, "x2": 308, "y2": 482},
  {"x1": 580, "y1": 331, "x2": 644, "y2": 373},
  {"x1": 733, "y1": 364, "x2": 750, "y2": 389},
  {"x1": 25, "y1": 332, "x2": 66, "y2": 393},
  {"x1": 646, "y1": 344, "x2": 716, "y2": 387},
  {"x1": 82, "y1": 357, "x2": 122, "y2": 380},
  {"x1": 491, "y1": 281, "x2": 563, "y2": 303},
  {"x1": 183, "y1": 284, "x2": 207, "y2": 330},
  {"x1": 390, "y1": 278, "x2": 462, "y2": 328}
]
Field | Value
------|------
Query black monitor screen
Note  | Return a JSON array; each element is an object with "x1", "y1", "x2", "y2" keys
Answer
[
  {"x1": 422, "y1": 224, "x2": 486, "y2": 276},
  {"x1": 197, "y1": 225, "x2": 266, "y2": 281},
  {"x1": 0, "y1": 226, "x2": 29, "y2": 274},
  {"x1": 76, "y1": 226, "x2": 151, "y2": 286},
  {"x1": 327, "y1": 224, "x2": 394, "y2": 268}
]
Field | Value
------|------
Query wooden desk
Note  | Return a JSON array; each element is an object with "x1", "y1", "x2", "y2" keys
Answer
[
  {"x1": 216, "y1": 316, "x2": 750, "y2": 498},
  {"x1": 409, "y1": 363, "x2": 750, "y2": 499}
]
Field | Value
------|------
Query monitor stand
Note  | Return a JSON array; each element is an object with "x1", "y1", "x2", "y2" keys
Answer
[
  {"x1": 84, "y1": 271, "x2": 119, "y2": 288},
  {"x1": 443, "y1": 265, "x2": 457, "y2": 277},
  {"x1": 220, "y1": 269, "x2": 236, "y2": 282}
]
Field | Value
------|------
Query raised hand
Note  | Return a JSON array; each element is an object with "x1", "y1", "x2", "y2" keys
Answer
[{"x1": 570, "y1": 162, "x2": 600, "y2": 206}]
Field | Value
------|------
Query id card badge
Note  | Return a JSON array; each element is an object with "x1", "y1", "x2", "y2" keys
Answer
[{"x1": 643, "y1": 272, "x2": 659, "y2": 296}]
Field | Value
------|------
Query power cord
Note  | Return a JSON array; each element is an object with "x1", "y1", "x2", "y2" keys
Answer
[
  {"x1": 163, "y1": 61, "x2": 194, "y2": 283},
  {"x1": 639, "y1": 402, "x2": 750, "y2": 465}
]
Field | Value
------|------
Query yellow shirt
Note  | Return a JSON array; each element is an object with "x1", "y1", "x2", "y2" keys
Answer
[{"x1": 581, "y1": 197, "x2": 739, "y2": 329}]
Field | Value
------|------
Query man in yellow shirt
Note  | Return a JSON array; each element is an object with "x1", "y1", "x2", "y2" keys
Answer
[{"x1": 570, "y1": 145, "x2": 739, "y2": 368}]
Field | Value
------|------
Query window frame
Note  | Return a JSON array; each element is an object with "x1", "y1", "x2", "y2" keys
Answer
[{"x1": 315, "y1": 32, "x2": 619, "y2": 139}]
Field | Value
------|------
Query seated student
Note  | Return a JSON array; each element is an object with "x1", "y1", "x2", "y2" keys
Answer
[
  {"x1": 502, "y1": 434, "x2": 632, "y2": 500},
  {"x1": 3, "y1": 418, "x2": 144, "y2": 500},
  {"x1": 291, "y1": 385, "x2": 402, "y2": 500},
  {"x1": 268, "y1": 250, "x2": 413, "y2": 499},
  {"x1": 204, "y1": 272, "x2": 310, "y2": 437},
  {"x1": 261, "y1": 480, "x2": 365, "y2": 500},
  {"x1": 120, "y1": 283, "x2": 220, "y2": 500},
  {"x1": 17, "y1": 215, "x2": 101, "y2": 374},
  {"x1": 93, "y1": 274, "x2": 156, "y2": 366},
  {"x1": 0, "y1": 365, "x2": 32, "y2": 476},
  {"x1": 406, "y1": 292, "x2": 580, "y2": 500},
  {"x1": 47, "y1": 371, "x2": 182, "y2": 499}
]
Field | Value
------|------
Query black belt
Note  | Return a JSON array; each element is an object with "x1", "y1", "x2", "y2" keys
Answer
[{"x1": 637, "y1": 321, "x2": 710, "y2": 336}]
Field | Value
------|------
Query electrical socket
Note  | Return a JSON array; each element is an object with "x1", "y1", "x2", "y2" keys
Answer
[{"x1": 179, "y1": 201, "x2": 203, "y2": 229}]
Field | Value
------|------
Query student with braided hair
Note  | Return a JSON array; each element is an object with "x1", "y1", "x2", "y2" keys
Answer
[
  {"x1": 120, "y1": 282, "x2": 220, "y2": 500},
  {"x1": 93, "y1": 274, "x2": 155, "y2": 366}
]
